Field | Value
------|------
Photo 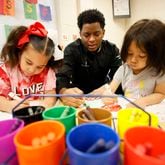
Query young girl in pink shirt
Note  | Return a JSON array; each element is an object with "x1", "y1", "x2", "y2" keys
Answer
[{"x1": 0, "y1": 22, "x2": 61, "y2": 112}]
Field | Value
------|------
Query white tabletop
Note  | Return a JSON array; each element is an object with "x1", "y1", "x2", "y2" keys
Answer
[
  {"x1": 0, "y1": 98, "x2": 165, "y2": 128},
  {"x1": 0, "y1": 111, "x2": 12, "y2": 120}
]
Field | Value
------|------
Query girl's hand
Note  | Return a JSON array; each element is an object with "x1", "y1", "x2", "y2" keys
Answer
[
  {"x1": 102, "y1": 97, "x2": 117, "y2": 105},
  {"x1": 90, "y1": 85, "x2": 106, "y2": 95},
  {"x1": 9, "y1": 100, "x2": 29, "y2": 112}
]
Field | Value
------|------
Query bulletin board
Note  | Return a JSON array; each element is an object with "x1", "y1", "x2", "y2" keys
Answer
[{"x1": 0, "y1": 0, "x2": 58, "y2": 51}]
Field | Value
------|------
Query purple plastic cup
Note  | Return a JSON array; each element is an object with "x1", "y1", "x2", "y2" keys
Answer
[{"x1": 0, "y1": 118, "x2": 24, "y2": 165}]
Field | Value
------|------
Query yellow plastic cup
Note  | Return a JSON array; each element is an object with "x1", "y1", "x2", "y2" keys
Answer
[{"x1": 117, "y1": 108, "x2": 158, "y2": 152}]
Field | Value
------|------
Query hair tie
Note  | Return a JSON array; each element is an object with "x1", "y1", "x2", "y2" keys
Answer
[{"x1": 17, "y1": 22, "x2": 48, "y2": 48}]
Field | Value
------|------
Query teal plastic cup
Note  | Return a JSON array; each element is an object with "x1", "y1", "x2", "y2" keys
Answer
[{"x1": 42, "y1": 106, "x2": 76, "y2": 134}]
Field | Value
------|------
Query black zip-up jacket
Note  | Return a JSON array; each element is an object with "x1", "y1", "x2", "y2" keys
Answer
[{"x1": 56, "y1": 39, "x2": 122, "y2": 94}]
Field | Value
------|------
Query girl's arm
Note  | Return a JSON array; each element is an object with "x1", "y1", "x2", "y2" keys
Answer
[
  {"x1": 131, "y1": 93, "x2": 165, "y2": 109},
  {"x1": 127, "y1": 81, "x2": 165, "y2": 108},
  {"x1": 90, "y1": 65, "x2": 123, "y2": 96},
  {"x1": 108, "y1": 79, "x2": 120, "y2": 94},
  {"x1": 0, "y1": 89, "x2": 56, "y2": 112},
  {"x1": 0, "y1": 96, "x2": 28, "y2": 112},
  {"x1": 102, "y1": 80, "x2": 120, "y2": 105},
  {"x1": 89, "y1": 79, "x2": 120, "y2": 95},
  {"x1": 32, "y1": 89, "x2": 56, "y2": 108}
]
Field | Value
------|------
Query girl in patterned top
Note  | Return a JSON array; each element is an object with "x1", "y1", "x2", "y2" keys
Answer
[
  {"x1": 103, "y1": 19, "x2": 165, "y2": 108},
  {"x1": 0, "y1": 22, "x2": 60, "y2": 112}
]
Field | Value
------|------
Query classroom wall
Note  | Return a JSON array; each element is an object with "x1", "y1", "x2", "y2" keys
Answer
[
  {"x1": 0, "y1": 0, "x2": 58, "y2": 50},
  {"x1": 55, "y1": 0, "x2": 79, "y2": 48},
  {"x1": 57, "y1": 0, "x2": 165, "y2": 50},
  {"x1": 56, "y1": 0, "x2": 127, "y2": 49},
  {"x1": 0, "y1": 0, "x2": 165, "y2": 51}
]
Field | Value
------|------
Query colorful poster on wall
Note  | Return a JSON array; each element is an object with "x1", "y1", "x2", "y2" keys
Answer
[
  {"x1": 0, "y1": 0, "x2": 4, "y2": 14},
  {"x1": 4, "y1": 0, "x2": 15, "y2": 16},
  {"x1": 4, "y1": 24, "x2": 14, "y2": 38},
  {"x1": 0, "y1": 0, "x2": 15, "y2": 16},
  {"x1": 25, "y1": 0, "x2": 38, "y2": 4},
  {"x1": 23, "y1": 0, "x2": 37, "y2": 20},
  {"x1": 0, "y1": 0, "x2": 57, "y2": 53},
  {"x1": 39, "y1": 4, "x2": 52, "y2": 21}
]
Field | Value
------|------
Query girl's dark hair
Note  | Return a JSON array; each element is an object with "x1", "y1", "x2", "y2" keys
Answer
[
  {"x1": 120, "y1": 19, "x2": 165, "y2": 75},
  {"x1": 77, "y1": 9, "x2": 105, "y2": 31},
  {"x1": 0, "y1": 25, "x2": 62, "y2": 70}
]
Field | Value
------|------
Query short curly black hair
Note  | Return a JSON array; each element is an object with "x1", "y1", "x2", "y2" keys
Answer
[{"x1": 77, "y1": 9, "x2": 105, "y2": 31}]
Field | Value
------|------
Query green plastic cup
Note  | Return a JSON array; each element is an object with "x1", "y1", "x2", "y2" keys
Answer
[{"x1": 42, "y1": 106, "x2": 76, "y2": 134}]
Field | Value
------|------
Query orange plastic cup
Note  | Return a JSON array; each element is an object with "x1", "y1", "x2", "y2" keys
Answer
[
  {"x1": 77, "y1": 108, "x2": 112, "y2": 126},
  {"x1": 14, "y1": 120, "x2": 65, "y2": 165}
]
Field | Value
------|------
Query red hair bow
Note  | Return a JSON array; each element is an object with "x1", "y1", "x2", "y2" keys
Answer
[{"x1": 17, "y1": 22, "x2": 48, "y2": 48}]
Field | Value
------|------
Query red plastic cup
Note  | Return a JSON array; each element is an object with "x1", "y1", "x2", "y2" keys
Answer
[{"x1": 124, "y1": 126, "x2": 165, "y2": 165}]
